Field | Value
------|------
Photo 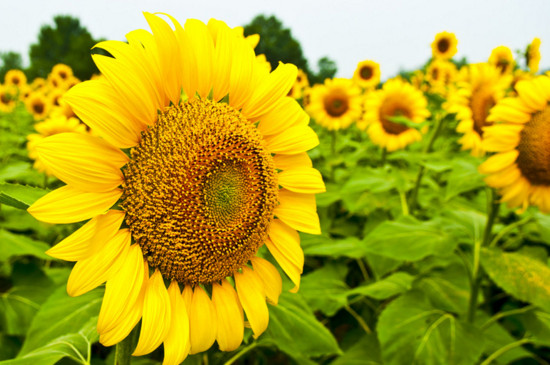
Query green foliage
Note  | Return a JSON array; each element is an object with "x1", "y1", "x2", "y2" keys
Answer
[
  {"x1": 27, "y1": 15, "x2": 100, "y2": 80},
  {"x1": 0, "y1": 52, "x2": 23, "y2": 81}
]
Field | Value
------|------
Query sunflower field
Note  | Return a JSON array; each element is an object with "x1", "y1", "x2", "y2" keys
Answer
[{"x1": 1, "y1": 12, "x2": 550, "y2": 365}]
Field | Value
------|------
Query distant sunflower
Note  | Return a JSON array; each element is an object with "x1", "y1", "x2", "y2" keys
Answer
[
  {"x1": 353, "y1": 60, "x2": 381, "y2": 89},
  {"x1": 445, "y1": 63, "x2": 512, "y2": 156},
  {"x1": 25, "y1": 92, "x2": 50, "y2": 120},
  {"x1": 526, "y1": 37, "x2": 541, "y2": 73},
  {"x1": 4, "y1": 69, "x2": 27, "y2": 88},
  {"x1": 0, "y1": 85, "x2": 16, "y2": 113},
  {"x1": 431, "y1": 31, "x2": 458, "y2": 60},
  {"x1": 28, "y1": 13, "x2": 324, "y2": 364},
  {"x1": 288, "y1": 69, "x2": 309, "y2": 99},
  {"x1": 51, "y1": 63, "x2": 74, "y2": 81},
  {"x1": 27, "y1": 115, "x2": 88, "y2": 175},
  {"x1": 31, "y1": 77, "x2": 47, "y2": 90},
  {"x1": 358, "y1": 78, "x2": 430, "y2": 151},
  {"x1": 489, "y1": 46, "x2": 515, "y2": 74},
  {"x1": 306, "y1": 78, "x2": 361, "y2": 130},
  {"x1": 425, "y1": 59, "x2": 457, "y2": 95},
  {"x1": 479, "y1": 75, "x2": 550, "y2": 212}
]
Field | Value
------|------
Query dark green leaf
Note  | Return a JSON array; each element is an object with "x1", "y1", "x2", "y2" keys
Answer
[
  {"x1": 300, "y1": 262, "x2": 349, "y2": 316},
  {"x1": 331, "y1": 334, "x2": 382, "y2": 365}
]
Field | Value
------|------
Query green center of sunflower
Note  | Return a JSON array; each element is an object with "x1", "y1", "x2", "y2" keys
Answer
[
  {"x1": 324, "y1": 92, "x2": 349, "y2": 117},
  {"x1": 516, "y1": 106, "x2": 550, "y2": 186},
  {"x1": 437, "y1": 38, "x2": 450, "y2": 53},
  {"x1": 121, "y1": 98, "x2": 278, "y2": 285},
  {"x1": 360, "y1": 66, "x2": 373, "y2": 80},
  {"x1": 379, "y1": 98, "x2": 411, "y2": 135},
  {"x1": 470, "y1": 86, "x2": 496, "y2": 136}
]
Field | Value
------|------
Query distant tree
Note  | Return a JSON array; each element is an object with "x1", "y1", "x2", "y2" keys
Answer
[
  {"x1": 310, "y1": 57, "x2": 337, "y2": 84},
  {"x1": 27, "y1": 15, "x2": 100, "y2": 80},
  {"x1": 0, "y1": 52, "x2": 23, "y2": 81}
]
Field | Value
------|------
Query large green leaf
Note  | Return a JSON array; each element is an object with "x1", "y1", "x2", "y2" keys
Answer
[
  {"x1": 301, "y1": 235, "x2": 368, "y2": 259},
  {"x1": 0, "y1": 183, "x2": 49, "y2": 210},
  {"x1": 348, "y1": 272, "x2": 415, "y2": 300},
  {"x1": 258, "y1": 292, "x2": 341, "y2": 360},
  {"x1": 300, "y1": 262, "x2": 349, "y2": 316},
  {"x1": 18, "y1": 286, "x2": 103, "y2": 355},
  {"x1": 481, "y1": 248, "x2": 550, "y2": 312},
  {"x1": 0, "y1": 230, "x2": 51, "y2": 262},
  {"x1": 444, "y1": 158, "x2": 484, "y2": 200},
  {"x1": 416, "y1": 263, "x2": 470, "y2": 314},
  {"x1": 331, "y1": 334, "x2": 382, "y2": 365},
  {"x1": 377, "y1": 291, "x2": 484, "y2": 365},
  {"x1": 363, "y1": 216, "x2": 456, "y2": 261}
]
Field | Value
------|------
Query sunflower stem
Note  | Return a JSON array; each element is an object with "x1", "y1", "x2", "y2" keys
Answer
[
  {"x1": 467, "y1": 188, "x2": 500, "y2": 323},
  {"x1": 380, "y1": 147, "x2": 387, "y2": 167},
  {"x1": 330, "y1": 129, "x2": 337, "y2": 181},
  {"x1": 408, "y1": 113, "x2": 444, "y2": 215},
  {"x1": 114, "y1": 329, "x2": 136, "y2": 365},
  {"x1": 224, "y1": 342, "x2": 258, "y2": 365},
  {"x1": 345, "y1": 304, "x2": 372, "y2": 334}
]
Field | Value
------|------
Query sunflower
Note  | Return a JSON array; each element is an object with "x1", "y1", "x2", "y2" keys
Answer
[
  {"x1": 51, "y1": 63, "x2": 74, "y2": 81},
  {"x1": 25, "y1": 91, "x2": 51, "y2": 120},
  {"x1": 0, "y1": 85, "x2": 17, "y2": 113},
  {"x1": 27, "y1": 115, "x2": 88, "y2": 175},
  {"x1": 4, "y1": 69, "x2": 27, "y2": 88},
  {"x1": 288, "y1": 69, "x2": 309, "y2": 99},
  {"x1": 306, "y1": 78, "x2": 361, "y2": 130},
  {"x1": 31, "y1": 77, "x2": 47, "y2": 90},
  {"x1": 353, "y1": 60, "x2": 381, "y2": 89},
  {"x1": 445, "y1": 63, "x2": 512, "y2": 156},
  {"x1": 526, "y1": 37, "x2": 541, "y2": 74},
  {"x1": 358, "y1": 78, "x2": 430, "y2": 151},
  {"x1": 479, "y1": 75, "x2": 550, "y2": 212},
  {"x1": 431, "y1": 31, "x2": 458, "y2": 60},
  {"x1": 489, "y1": 46, "x2": 515, "y2": 74},
  {"x1": 425, "y1": 59, "x2": 457, "y2": 95},
  {"x1": 28, "y1": 13, "x2": 324, "y2": 363}
]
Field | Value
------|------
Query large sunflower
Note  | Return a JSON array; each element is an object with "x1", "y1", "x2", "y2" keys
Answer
[
  {"x1": 306, "y1": 78, "x2": 361, "y2": 130},
  {"x1": 526, "y1": 37, "x2": 541, "y2": 74},
  {"x1": 489, "y1": 46, "x2": 515, "y2": 74},
  {"x1": 431, "y1": 31, "x2": 458, "y2": 60},
  {"x1": 353, "y1": 60, "x2": 381, "y2": 89},
  {"x1": 28, "y1": 13, "x2": 324, "y2": 363},
  {"x1": 445, "y1": 63, "x2": 512, "y2": 156},
  {"x1": 479, "y1": 75, "x2": 550, "y2": 212},
  {"x1": 358, "y1": 78, "x2": 430, "y2": 151}
]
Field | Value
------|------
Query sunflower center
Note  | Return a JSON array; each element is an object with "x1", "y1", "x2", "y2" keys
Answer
[
  {"x1": 324, "y1": 93, "x2": 349, "y2": 117},
  {"x1": 379, "y1": 99, "x2": 411, "y2": 135},
  {"x1": 33, "y1": 101, "x2": 44, "y2": 114},
  {"x1": 0, "y1": 93, "x2": 9, "y2": 104},
  {"x1": 360, "y1": 66, "x2": 373, "y2": 80},
  {"x1": 470, "y1": 86, "x2": 495, "y2": 136},
  {"x1": 121, "y1": 98, "x2": 278, "y2": 285},
  {"x1": 431, "y1": 67, "x2": 440, "y2": 81},
  {"x1": 438, "y1": 38, "x2": 450, "y2": 53},
  {"x1": 516, "y1": 106, "x2": 550, "y2": 186},
  {"x1": 497, "y1": 59, "x2": 509, "y2": 74}
]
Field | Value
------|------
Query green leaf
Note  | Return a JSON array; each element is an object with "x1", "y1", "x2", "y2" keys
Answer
[
  {"x1": 0, "y1": 230, "x2": 51, "y2": 262},
  {"x1": 18, "y1": 286, "x2": 103, "y2": 356},
  {"x1": 258, "y1": 292, "x2": 341, "y2": 360},
  {"x1": 520, "y1": 309, "x2": 550, "y2": 347},
  {"x1": 348, "y1": 272, "x2": 415, "y2": 300},
  {"x1": 300, "y1": 262, "x2": 349, "y2": 316},
  {"x1": 416, "y1": 263, "x2": 470, "y2": 314},
  {"x1": 377, "y1": 291, "x2": 484, "y2": 365},
  {"x1": 386, "y1": 115, "x2": 427, "y2": 130},
  {"x1": 444, "y1": 159, "x2": 484, "y2": 200},
  {"x1": 342, "y1": 167, "x2": 396, "y2": 194},
  {"x1": 331, "y1": 334, "x2": 382, "y2": 365},
  {"x1": 302, "y1": 235, "x2": 368, "y2": 259},
  {"x1": 481, "y1": 248, "x2": 550, "y2": 313},
  {"x1": 363, "y1": 216, "x2": 456, "y2": 261},
  {"x1": 0, "y1": 183, "x2": 49, "y2": 210}
]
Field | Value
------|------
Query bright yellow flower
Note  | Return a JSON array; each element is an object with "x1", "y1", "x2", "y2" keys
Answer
[
  {"x1": 0, "y1": 85, "x2": 17, "y2": 113},
  {"x1": 4, "y1": 69, "x2": 27, "y2": 88},
  {"x1": 489, "y1": 46, "x2": 515, "y2": 74},
  {"x1": 352, "y1": 60, "x2": 381, "y2": 89},
  {"x1": 288, "y1": 69, "x2": 309, "y2": 99},
  {"x1": 425, "y1": 59, "x2": 457, "y2": 96},
  {"x1": 28, "y1": 13, "x2": 324, "y2": 364},
  {"x1": 526, "y1": 37, "x2": 541, "y2": 73},
  {"x1": 431, "y1": 31, "x2": 458, "y2": 60},
  {"x1": 51, "y1": 63, "x2": 74, "y2": 81},
  {"x1": 306, "y1": 78, "x2": 362, "y2": 130},
  {"x1": 359, "y1": 78, "x2": 430, "y2": 151},
  {"x1": 25, "y1": 91, "x2": 51, "y2": 120},
  {"x1": 479, "y1": 75, "x2": 550, "y2": 212}
]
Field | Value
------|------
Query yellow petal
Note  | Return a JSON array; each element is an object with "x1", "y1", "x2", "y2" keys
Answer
[
  {"x1": 251, "y1": 257, "x2": 282, "y2": 305},
  {"x1": 36, "y1": 133, "x2": 127, "y2": 192},
  {"x1": 265, "y1": 237, "x2": 302, "y2": 293},
  {"x1": 274, "y1": 189, "x2": 321, "y2": 235},
  {"x1": 235, "y1": 266, "x2": 269, "y2": 338},
  {"x1": 67, "y1": 229, "x2": 131, "y2": 297},
  {"x1": 484, "y1": 164, "x2": 522, "y2": 188},
  {"x1": 163, "y1": 281, "x2": 190, "y2": 365},
  {"x1": 273, "y1": 152, "x2": 312, "y2": 171},
  {"x1": 257, "y1": 97, "x2": 308, "y2": 136},
  {"x1": 28, "y1": 185, "x2": 122, "y2": 224},
  {"x1": 264, "y1": 125, "x2": 319, "y2": 154},
  {"x1": 478, "y1": 150, "x2": 519, "y2": 174},
  {"x1": 97, "y1": 244, "x2": 145, "y2": 333},
  {"x1": 184, "y1": 19, "x2": 215, "y2": 99},
  {"x1": 133, "y1": 269, "x2": 172, "y2": 356},
  {"x1": 228, "y1": 35, "x2": 256, "y2": 110},
  {"x1": 212, "y1": 280, "x2": 244, "y2": 351},
  {"x1": 209, "y1": 20, "x2": 233, "y2": 102},
  {"x1": 268, "y1": 219, "x2": 304, "y2": 269},
  {"x1": 516, "y1": 79, "x2": 548, "y2": 111},
  {"x1": 278, "y1": 167, "x2": 325, "y2": 194},
  {"x1": 189, "y1": 286, "x2": 217, "y2": 354}
]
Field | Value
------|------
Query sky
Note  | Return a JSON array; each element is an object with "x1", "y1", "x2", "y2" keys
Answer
[{"x1": 1, "y1": 0, "x2": 549, "y2": 80}]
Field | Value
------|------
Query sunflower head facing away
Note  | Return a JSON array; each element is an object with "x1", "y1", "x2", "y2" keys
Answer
[
  {"x1": 431, "y1": 31, "x2": 458, "y2": 60},
  {"x1": 27, "y1": 13, "x2": 325, "y2": 364},
  {"x1": 353, "y1": 60, "x2": 381, "y2": 89},
  {"x1": 306, "y1": 78, "x2": 362, "y2": 130},
  {"x1": 489, "y1": 46, "x2": 515, "y2": 75},
  {"x1": 526, "y1": 37, "x2": 541, "y2": 74},
  {"x1": 358, "y1": 78, "x2": 430, "y2": 151},
  {"x1": 479, "y1": 75, "x2": 550, "y2": 212}
]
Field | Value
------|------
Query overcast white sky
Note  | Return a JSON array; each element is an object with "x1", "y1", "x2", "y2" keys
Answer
[{"x1": 1, "y1": 0, "x2": 549, "y2": 80}]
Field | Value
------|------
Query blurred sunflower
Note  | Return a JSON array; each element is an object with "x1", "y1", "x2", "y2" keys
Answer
[
  {"x1": 526, "y1": 37, "x2": 541, "y2": 73},
  {"x1": 0, "y1": 85, "x2": 17, "y2": 113},
  {"x1": 489, "y1": 46, "x2": 515, "y2": 74},
  {"x1": 358, "y1": 78, "x2": 430, "y2": 151},
  {"x1": 25, "y1": 92, "x2": 51, "y2": 120},
  {"x1": 51, "y1": 63, "x2": 74, "y2": 81},
  {"x1": 27, "y1": 115, "x2": 88, "y2": 175},
  {"x1": 353, "y1": 60, "x2": 380, "y2": 89},
  {"x1": 28, "y1": 13, "x2": 324, "y2": 364},
  {"x1": 431, "y1": 31, "x2": 458, "y2": 60},
  {"x1": 288, "y1": 69, "x2": 309, "y2": 99},
  {"x1": 31, "y1": 77, "x2": 47, "y2": 90},
  {"x1": 4, "y1": 69, "x2": 27, "y2": 88},
  {"x1": 479, "y1": 75, "x2": 550, "y2": 212},
  {"x1": 445, "y1": 63, "x2": 511, "y2": 156},
  {"x1": 425, "y1": 59, "x2": 457, "y2": 95},
  {"x1": 306, "y1": 78, "x2": 361, "y2": 130}
]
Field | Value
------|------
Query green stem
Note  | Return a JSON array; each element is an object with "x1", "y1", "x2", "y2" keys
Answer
[
  {"x1": 489, "y1": 214, "x2": 533, "y2": 247},
  {"x1": 480, "y1": 338, "x2": 532, "y2": 365},
  {"x1": 467, "y1": 188, "x2": 500, "y2": 323},
  {"x1": 380, "y1": 147, "x2": 387, "y2": 167},
  {"x1": 345, "y1": 304, "x2": 372, "y2": 334},
  {"x1": 114, "y1": 329, "x2": 136, "y2": 365},
  {"x1": 399, "y1": 190, "x2": 410, "y2": 216},
  {"x1": 408, "y1": 113, "x2": 445, "y2": 214},
  {"x1": 224, "y1": 342, "x2": 258, "y2": 365},
  {"x1": 330, "y1": 129, "x2": 337, "y2": 181},
  {"x1": 356, "y1": 259, "x2": 369, "y2": 281},
  {"x1": 480, "y1": 305, "x2": 535, "y2": 331}
]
